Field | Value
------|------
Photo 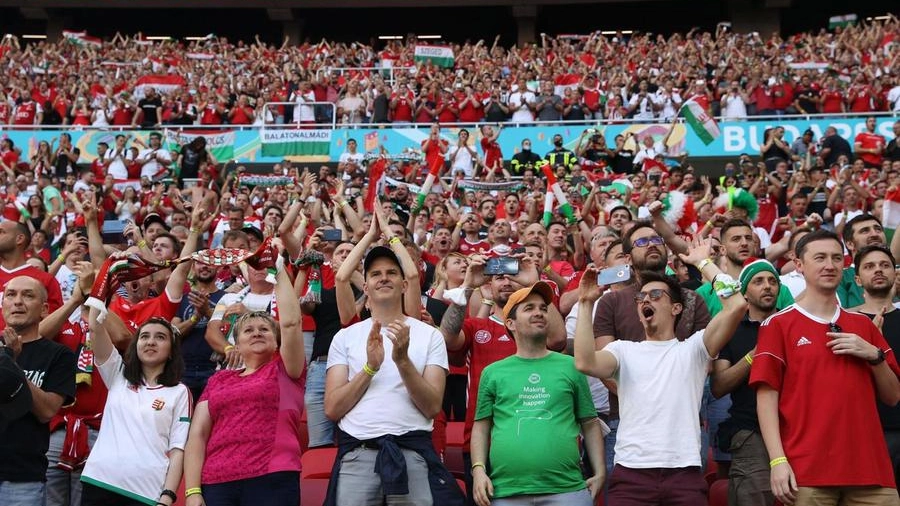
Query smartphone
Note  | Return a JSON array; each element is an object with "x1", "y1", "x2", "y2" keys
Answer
[
  {"x1": 323, "y1": 229, "x2": 343, "y2": 242},
  {"x1": 649, "y1": 173, "x2": 661, "y2": 184},
  {"x1": 484, "y1": 257, "x2": 519, "y2": 276},
  {"x1": 461, "y1": 206, "x2": 473, "y2": 215},
  {"x1": 101, "y1": 219, "x2": 128, "y2": 244},
  {"x1": 511, "y1": 246, "x2": 526, "y2": 255},
  {"x1": 597, "y1": 265, "x2": 631, "y2": 285}
]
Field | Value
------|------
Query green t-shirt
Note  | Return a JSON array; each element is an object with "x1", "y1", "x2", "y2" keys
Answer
[
  {"x1": 474, "y1": 352, "x2": 595, "y2": 498},
  {"x1": 838, "y1": 266, "x2": 865, "y2": 308},
  {"x1": 42, "y1": 185, "x2": 62, "y2": 214},
  {"x1": 696, "y1": 281, "x2": 794, "y2": 317}
]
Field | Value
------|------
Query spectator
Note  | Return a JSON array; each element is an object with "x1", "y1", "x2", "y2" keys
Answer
[
  {"x1": 507, "y1": 78, "x2": 535, "y2": 123},
  {"x1": 471, "y1": 282, "x2": 604, "y2": 506},
  {"x1": 534, "y1": 81, "x2": 563, "y2": 122},
  {"x1": 720, "y1": 80, "x2": 749, "y2": 120},
  {"x1": 855, "y1": 116, "x2": 887, "y2": 169},
  {"x1": 750, "y1": 230, "x2": 900, "y2": 505},
  {"x1": 819, "y1": 126, "x2": 853, "y2": 168},
  {"x1": 184, "y1": 249, "x2": 304, "y2": 506},
  {"x1": 82, "y1": 296, "x2": 189, "y2": 506},
  {"x1": 0, "y1": 276, "x2": 75, "y2": 506}
]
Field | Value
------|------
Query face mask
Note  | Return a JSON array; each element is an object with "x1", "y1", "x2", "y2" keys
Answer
[
  {"x1": 523, "y1": 145, "x2": 531, "y2": 152},
  {"x1": 554, "y1": 140, "x2": 563, "y2": 147}
]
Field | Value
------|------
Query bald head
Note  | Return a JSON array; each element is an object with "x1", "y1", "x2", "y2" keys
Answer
[{"x1": 2, "y1": 276, "x2": 48, "y2": 331}]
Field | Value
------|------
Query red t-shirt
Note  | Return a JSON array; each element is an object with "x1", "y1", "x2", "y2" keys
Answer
[
  {"x1": 108, "y1": 291, "x2": 180, "y2": 332},
  {"x1": 421, "y1": 138, "x2": 448, "y2": 172},
  {"x1": 821, "y1": 89, "x2": 844, "y2": 113},
  {"x1": 436, "y1": 99, "x2": 457, "y2": 124},
  {"x1": 855, "y1": 131, "x2": 885, "y2": 166},
  {"x1": 111, "y1": 106, "x2": 134, "y2": 126},
  {"x1": 457, "y1": 238, "x2": 491, "y2": 255},
  {"x1": 0, "y1": 264, "x2": 63, "y2": 330},
  {"x1": 457, "y1": 96, "x2": 482, "y2": 123},
  {"x1": 456, "y1": 316, "x2": 517, "y2": 450},
  {"x1": 750, "y1": 306, "x2": 898, "y2": 487},
  {"x1": 391, "y1": 92, "x2": 414, "y2": 122},
  {"x1": 480, "y1": 137, "x2": 503, "y2": 172},
  {"x1": 849, "y1": 86, "x2": 875, "y2": 113},
  {"x1": 49, "y1": 320, "x2": 109, "y2": 432},
  {"x1": 13, "y1": 101, "x2": 39, "y2": 125}
]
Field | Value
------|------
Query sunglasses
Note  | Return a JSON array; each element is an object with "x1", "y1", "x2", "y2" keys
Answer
[
  {"x1": 632, "y1": 236, "x2": 665, "y2": 248},
  {"x1": 828, "y1": 323, "x2": 842, "y2": 333},
  {"x1": 634, "y1": 289, "x2": 671, "y2": 303}
]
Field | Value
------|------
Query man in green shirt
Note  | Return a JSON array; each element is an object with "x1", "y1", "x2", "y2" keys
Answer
[
  {"x1": 470, "y1": 282, "x2": 604, "y2": 506},
  {"x1": 838, "y1": 214, "x2": 888, "y2": 308}
]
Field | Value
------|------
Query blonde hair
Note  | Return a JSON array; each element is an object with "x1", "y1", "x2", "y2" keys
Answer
[{"x1": 233, "y1": 311, "x2": 281, "y2": 346}]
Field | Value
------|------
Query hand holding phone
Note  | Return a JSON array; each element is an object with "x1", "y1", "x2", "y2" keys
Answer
[{"x1": 597, "y1": 265, "x2": 631, "y2": 286}]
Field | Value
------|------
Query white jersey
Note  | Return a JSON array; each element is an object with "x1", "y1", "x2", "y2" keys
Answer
[
  {"x1": 327, "y1": 316, "x2": 448, "y2": 439},
  {"x1": 81, "y1": 350, "x2": 191, "y2": 503}
]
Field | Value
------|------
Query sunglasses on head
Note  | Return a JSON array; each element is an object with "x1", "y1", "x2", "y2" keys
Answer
[
  {"x1": 632, "y1": 236, "x2": 665, "y2": 248},
  {"x1": 634, "y1": 289, "x2": 671, "y2": 303}
]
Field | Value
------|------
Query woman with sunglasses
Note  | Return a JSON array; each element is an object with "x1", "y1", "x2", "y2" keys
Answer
[
  {"x1": 184, "y1": 248, "x2": 305, "y2": 506},
  {"x1": 80, "y1": 308, "x2": 190, "y2": 506}
]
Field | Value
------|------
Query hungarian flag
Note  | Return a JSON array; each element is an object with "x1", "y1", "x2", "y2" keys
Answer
[
  {"x1": 62, "y1": 30, "x2": 102, "y2": 48},
  {"x1": 133, "y1": 74, "x2": 186, "y2": 99},
  {"x1": 680, "y1": 99, "x2": 720, "y2": 146},
  {"x1": 413, "y1": 45, "x2": 454, "y2": 68},
  {"x1": 553, "y1": 74, "x2": 581, "y2": 97},
  {"x1": 828, "y1": 14, "x2": 857, "y2": 29},
  {"x1": 364, "y1": 158, "x2": 387, "y2": 213},
  {"x1": 883, "y1": 188, "x2": 900, "y2": 244}
]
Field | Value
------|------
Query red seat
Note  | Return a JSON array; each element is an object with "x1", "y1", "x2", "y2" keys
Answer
[
  {"x1": 456, "y1": 478, "x2": 467, "y2": 498},
  {"x1": 300, "y1": 478, "x2": 330, "y2": 506},
  {"x1": 705, "y1": 471, "x2": 718, "y2": 487},
  {"x1": 708, "y1": 478, "x2": 728, "y2": 506},
  {"x1": 444, "y1": 445, "x2": 466, "y2": 480},
  {"x1": 301, "y1": 447, "x2": 338, "y2": 479},
  {"x1": 446, "y1": 421, "x2": 465, "y2": 447}
]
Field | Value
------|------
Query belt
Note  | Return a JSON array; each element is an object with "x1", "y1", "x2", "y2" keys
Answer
[{"x1": 313, "y1": 355, "x2": 328, "y2": 362}]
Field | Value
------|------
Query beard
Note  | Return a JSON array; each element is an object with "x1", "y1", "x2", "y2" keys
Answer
[
  {"x1": 633, "y1": 253, "x2": 668, "y2": 273},
  {"x1": 865, "y1": 284, "x2": 892, "y2": 299}
]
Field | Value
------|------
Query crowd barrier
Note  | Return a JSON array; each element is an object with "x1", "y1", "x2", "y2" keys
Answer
[{"x1": 1, "y1": 113, "x2": 896, "y2": 166}]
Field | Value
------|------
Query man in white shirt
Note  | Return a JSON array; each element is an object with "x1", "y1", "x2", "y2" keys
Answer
[
  {"x1": 103, "y1": 135, "x2": 133, "y2": 180},
  {"x1": 325, "y1": 245, "x2": 450, "y2": 504},
  {"x1": 136, "y1": 132, "x2": 173, "y2": 180},
  {"x1": 628, "y1": 80, "x2": 656, "y2": 121},
  {"x1": 337, "y1": 139, "x2": 365, "y2": 178},
  {"x1": 291, "y1": 81, "x2": 316, "y2": 124},
  {"x1": 574, "y1": 241, "x2": 747, "y2": 505},
  {"x1": 654, "y1": 81, "x2": 683, "y2": 121},
  {"x1": 507, "y1": 78, "x2": 536, "y2": 123}
]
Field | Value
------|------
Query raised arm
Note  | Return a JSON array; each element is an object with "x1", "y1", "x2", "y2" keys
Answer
[
  {"x1": 647, "y1": 200, "x2": 689, "y2": 255},
  {"x1": 678, "y1": 236, "x2": 748, "y2": 357},
  {"x1": 335, "y1": 216, "x2": 378, "y2": 324},
  {"x1": 274, "y1": 252, "x2": 304, "y2": 379},
  {"x1": 573, "y1": 265, "x2": 619, "y2": 379}
]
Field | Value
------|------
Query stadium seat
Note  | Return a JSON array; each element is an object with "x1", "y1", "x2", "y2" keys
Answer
[
  {"x1": 444, "y1": 445, "x2": 466, "y2": 480},
  {"x1": 300, "y1": 478, "x2": 330, "y2": 506},
  {"x1": 301, "y1": 447, "x2": 338, "y2": 479},
  {"x1": 456, "y1": 478, "x2": 467, "y2": 499},
  {"x1": 708, "y1": 478, "x2": 728, "y2": 506},
  {"x1": 446, "y1": 421, "x2": 465, "y2": 447}
]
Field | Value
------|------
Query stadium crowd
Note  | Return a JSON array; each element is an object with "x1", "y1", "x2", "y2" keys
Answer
[
  {"x1": 0, "y1": 15, "x2": 899, "y2": 128},
  {"x1": 1, "y1": 15, "x2": 900, "y2": 506}
]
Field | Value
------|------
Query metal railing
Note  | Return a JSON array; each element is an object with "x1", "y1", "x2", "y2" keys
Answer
[
  {"x1": 262, "y1": 101, "x2": 337, "y2": 128},
  {"x1": 0, "y1": 110, "x2": 896, "y2": 131},
  {"x1": 314, "y1": 66, "x2": 415, "y2": 86}
]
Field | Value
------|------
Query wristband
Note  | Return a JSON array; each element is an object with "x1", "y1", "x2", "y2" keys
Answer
[
  {"x1": 223, "y1": 345, "x2": 235, "y2": 353},
  {"x1": 338, "y1": 200, "x2": 348, "y2": 209},
  {"x1": 185, "y1": 487, "x2": 202, "y2": 498},
  {"x1": 769, "y1": 456, "x2": 788, "y2": 468},
  {"x1": 471, "y1": 462, "x2": 486, "y2": 471},
  {"x1": 138, "y1": 240, "x2": 147, "y2": 248},
  {"x1": 190, "y1": 226, "x2": 202, "y2": 235},
  {"x1": 744, "y1": 353, "x2": 753, "y2": 366},
  {"x1": 696, "y1": 258, "x2": 713, "y2": 271},
  {"x1": 189, "y1": 314, "x2": 199, "y2": 323},
  {"x1": 363, "y1": 363, "x2": 378, "y2": 376},
  {"x1": 160, "y1": 490, "x2": 177, "y2": 502},
  {"x1": 482, "y1": 299, "x2": 495, "y2": 307},
  {"x1": 388, "y1": 236, "x2": 402, "y2": 246},
  {"x1": 705, "y1": 220, "x2": 714, "y2": 229}
]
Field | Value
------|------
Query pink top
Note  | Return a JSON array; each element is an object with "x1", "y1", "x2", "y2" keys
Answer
[{"x1": 200, "y1": 355, "x2": 305, "y2": 484}]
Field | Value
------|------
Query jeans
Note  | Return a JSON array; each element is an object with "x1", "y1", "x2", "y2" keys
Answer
[
  {"x1": 707, "y1": 389, "x2": 733, "y2": 464},
  {"x1": 303, "y1": 331, "x2": 314, "y2": 365},
  {"x1": 604, "y1": 419, "x2": 619, "y2": 503},
  {"x1": 304, "y1": 360, "x2": 336, "y2": 448},
  {"x1": 490, "y1": 489, "x2": 593, "y2": 506},
  {"x1": 336, "y1": 447, "x2": 432, "y2": 506},
  {"x1": 203, "y1": 471, "x2": 300, "y2": 506},
  {"x1": 0, "y1": 481, "x2": 46, "y2": 506},
  {"x1": 45, "y1": 427, "x2": 99, "y2": 506}
]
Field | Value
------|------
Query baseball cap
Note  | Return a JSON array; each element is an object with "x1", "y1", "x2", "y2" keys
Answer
[
  {"x1": 363, "y1": 246, "x2": 404, "y2": 279},
  {"x1": 242, "y1": 225, "x2": 264, "y2": 242},
  {"x1": 142, "y1": 213, "x2": 170, "y2": 232},
  {"x1": 0, "y1": 352, "x2": 32, "y2": 433},
  {"x1": 502, "y1": 281, "x2": 554, "y2": 321}
]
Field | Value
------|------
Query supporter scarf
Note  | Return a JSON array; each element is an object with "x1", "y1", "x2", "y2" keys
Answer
[
  {"x1": 85, "y1": 254, "x2": 183, "y2": 322},
  {"x1": 456, "y1": 180, "x2": 522, "y2": 192},
  {"x1": 75, "y1": 320, "x2": 93, "y2": 386},
  {"x1": 244, "y1": 238, "x2": 279, "y2": 284},
  {"x1": 237, "y1": 174, "x2": 297, "y2": 188},
  {"x1": 297, "y1": 250, "x2": 326, "y2": 304}
]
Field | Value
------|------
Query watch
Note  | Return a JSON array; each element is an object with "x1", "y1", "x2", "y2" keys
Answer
[{"x1": 868, "y1": 348, "x2": 886, "y2": 366}]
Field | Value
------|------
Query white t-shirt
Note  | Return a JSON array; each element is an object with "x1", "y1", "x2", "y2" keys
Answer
[
  {"x1": 780, "y1": 270, "x2": 806, "y2": 299},
  {"x1": 291, "y1": 90, "x2": 316, "y2": 122},
  {"x1": 507, "y1": 91, "x2": 535, "y2": 122},
  {"x1": 721, "y1": 93, "x2": 748, "y2": 120},
  {"x1": 138, "y1": 148, "x2": 173, "y2": 179},
  {"x1": 327, "y1": 316, "x2": 449, "y2": 440},
  {"x1": 833, "y1": 208, "x2": 864, "y2": 229},
  {"x1": 604, "y1": 330, "x2": 711, "y2": 468},
  {"x1": 104, "y1": 148, "x2": 134, "y2": 180},
  {"x1": 887, "y1": 85, "x2": 900, "y2": 111},
  {"x1": 449, "y1": 145, "x2": 475, "y2": 178},
  {"x1": 211, "y1": 289, "x2": 276, "y2": 344},
  {"x1": 82, "y1": 350, "x2": 191, "y2": 503}
]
